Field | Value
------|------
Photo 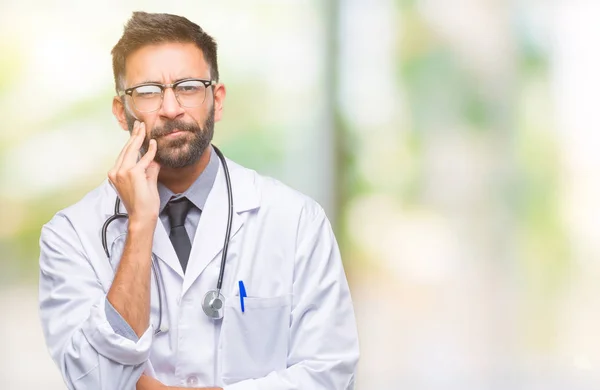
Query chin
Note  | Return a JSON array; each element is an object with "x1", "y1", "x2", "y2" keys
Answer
[{"x1": 157, "y1": 149, "x2": 200, "y2": 169}]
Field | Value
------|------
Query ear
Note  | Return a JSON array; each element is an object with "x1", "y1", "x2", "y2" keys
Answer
[
  {"x1": 212, "y1": 83, "x2": 226, "y2": 123},
  {"x1": 112, "y1": 96, "x2": 129, "y2": 132}
]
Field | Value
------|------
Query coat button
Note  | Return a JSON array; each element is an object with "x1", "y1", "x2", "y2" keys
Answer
[{"x1": 186, "y1": 376, "x2": 199, "y2": 386}]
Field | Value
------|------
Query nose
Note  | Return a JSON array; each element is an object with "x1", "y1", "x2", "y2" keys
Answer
[{"x1": 159, "y1": 87, "x2": 185, "y2": 120}]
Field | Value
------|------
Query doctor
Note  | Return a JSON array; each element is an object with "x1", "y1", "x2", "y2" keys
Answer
[{"x1": 38, "y1": 11, "x2": 359, "y2": 390}]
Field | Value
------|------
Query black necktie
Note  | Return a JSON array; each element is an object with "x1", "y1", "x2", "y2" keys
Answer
[{"x1": 166, "y1": 197, "x2": 192, "y2": 273}]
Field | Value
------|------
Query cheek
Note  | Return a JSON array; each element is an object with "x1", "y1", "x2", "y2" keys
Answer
[
  {"x1": 185, "y1": 110, "x2": 205, "y2": 127},
  {"x1": 191, "y1": 104, "x2": 207, "y2": 117},
  {"x1": 139, "y1": 115, "x2": 159, "y2": 135},
  {"x1": 194, "y1": 104, "x2": 214, "y2": 123}
]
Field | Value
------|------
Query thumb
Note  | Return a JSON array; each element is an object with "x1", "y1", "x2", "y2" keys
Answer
[{"x1": 146, "y1": 161, "x2": 161, "y2": 183}]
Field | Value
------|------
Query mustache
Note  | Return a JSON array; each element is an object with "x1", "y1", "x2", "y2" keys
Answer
[{"x1": 151, "y1": 120, "x2": 201, "y2": 138}]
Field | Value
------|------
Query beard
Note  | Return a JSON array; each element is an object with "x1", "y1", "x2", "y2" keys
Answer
[{"x1": 125, "y1": 104, "x2": 215, "y2": 169}]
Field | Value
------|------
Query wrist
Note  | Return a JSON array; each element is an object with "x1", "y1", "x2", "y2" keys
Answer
[{"x1": 127, "y1": 217, "x2": 157, "y2": 235}]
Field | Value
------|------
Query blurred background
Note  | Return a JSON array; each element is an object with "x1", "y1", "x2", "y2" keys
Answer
[{"x1": 1, "y1": 0, "x2": 599, "y2": 388}]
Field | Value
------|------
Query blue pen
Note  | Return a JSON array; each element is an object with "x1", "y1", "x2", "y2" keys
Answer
[{"x1": 239, "y1": 280, "x2": 247, "y2": 313}]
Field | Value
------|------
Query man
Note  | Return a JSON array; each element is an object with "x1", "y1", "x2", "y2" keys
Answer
[{"x1": 39, "y1": 11, "x2": 359, "y2": 390}]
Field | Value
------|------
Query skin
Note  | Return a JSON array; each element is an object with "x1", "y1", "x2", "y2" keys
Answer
[{"x1": 108, "y1": 41, "x2": 226, "y2": 390}]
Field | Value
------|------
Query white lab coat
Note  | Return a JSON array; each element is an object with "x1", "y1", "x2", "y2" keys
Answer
[{"x1": 39, "y1": 157, "x2": 359, "y2": 390}]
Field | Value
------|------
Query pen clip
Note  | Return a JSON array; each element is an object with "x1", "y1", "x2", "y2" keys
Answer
[{"x1": 238, "y1": 280, "x2": 247, "y2": 313}]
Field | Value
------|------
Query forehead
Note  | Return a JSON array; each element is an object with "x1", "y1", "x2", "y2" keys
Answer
[{"x1": 124, "y1": 42, "x2": 209, "y2": 85}]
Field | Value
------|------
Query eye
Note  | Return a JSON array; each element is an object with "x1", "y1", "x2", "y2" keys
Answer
[
  {"x1": 176, "y1": 81, "x2": 204, "y2": 95},
  {"x1": 133, "y1": 85, "x2": 162, "y2": 99}
]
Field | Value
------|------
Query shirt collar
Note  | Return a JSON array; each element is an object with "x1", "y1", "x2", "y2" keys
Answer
[{"x1": 157, "y1": 146, "x2": 219, "y2": 213}]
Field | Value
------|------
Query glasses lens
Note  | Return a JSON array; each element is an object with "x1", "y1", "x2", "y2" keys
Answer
[
  {"x1": 132, "y1": 85, "x2": 162, "y2": 112},
  {"x1": 175, "y1": 80, "x2": 207, "y2": 108}
]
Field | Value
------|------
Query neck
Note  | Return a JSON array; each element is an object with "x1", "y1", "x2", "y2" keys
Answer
[{"x1": 158, "y1": 146, "x2": 211, "y2": 194}]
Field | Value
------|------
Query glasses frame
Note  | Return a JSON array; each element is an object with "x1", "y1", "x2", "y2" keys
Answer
[{"x1": 118, "y1": 78, "x2": 216, "y2": 113}]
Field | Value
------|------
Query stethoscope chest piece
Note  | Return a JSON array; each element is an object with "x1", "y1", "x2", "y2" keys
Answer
[{"x1": 202, "y1": 290, "x2": 225, "y2": 319}]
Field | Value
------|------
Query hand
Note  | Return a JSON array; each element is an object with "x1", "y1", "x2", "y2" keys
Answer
[
  {"x1": 137, "y1": 374, "x2": 166, "y2": 390},
  {"x1": 108, "y1": 121, "x2": 161, "y2": 226}
]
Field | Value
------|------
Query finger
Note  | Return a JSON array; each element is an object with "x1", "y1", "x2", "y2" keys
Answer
[
  {"x1": 108, "y1": 124, "x2": 134, "y2": 183},
  {"x1": 122, "y1": 121, "x2": 147, "y2": 168},
  {"x1": 146, "y1": 160, "x2": 161, "y2": 184},
  {"x1": 137, "y1": 138, "x2": 157, "y2": 169},
  {"x1": 136, "y1": 374, "x2": 151, "y2": 390},
  {"x1": 138, "y1": 374, "x2": 163, "y2": 390},
  {"x1": 114, "y1": 121, "x2": 140, "y2": 170}
]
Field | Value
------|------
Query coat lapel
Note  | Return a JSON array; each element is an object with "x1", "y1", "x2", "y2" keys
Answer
[
  {"x1": 151, "y1": 219, "x2": 185, "y2": 279},
  {"x1": 181, "y1": 158, "x2": 260, "y2": 296}
]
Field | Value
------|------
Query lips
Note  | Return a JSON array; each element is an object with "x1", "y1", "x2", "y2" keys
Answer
[
  {"x1": 152, "y1": 121, "x2": 196, "y2": 138},
  {"x1": 164, "y1": 129, "x2": 185, "y2": 138}
]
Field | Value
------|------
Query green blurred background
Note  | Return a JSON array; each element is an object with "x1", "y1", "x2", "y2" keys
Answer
[{"x1": 1, "y1": 0, "x2": 600, "y2": 388}]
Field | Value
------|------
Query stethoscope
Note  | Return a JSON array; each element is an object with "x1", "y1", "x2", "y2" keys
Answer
[{"x1": 101, "y1": 145, "x2": 233, "y2": 334}]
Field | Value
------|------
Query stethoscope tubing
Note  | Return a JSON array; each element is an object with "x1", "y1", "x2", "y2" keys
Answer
[{"x1": 101, "y1": 144, "x2": 233, "y2": 331}]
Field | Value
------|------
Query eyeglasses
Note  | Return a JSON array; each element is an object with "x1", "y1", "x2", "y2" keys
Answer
[{"x1": 118, "y1": 78, "x2": 216, "y2": 113}]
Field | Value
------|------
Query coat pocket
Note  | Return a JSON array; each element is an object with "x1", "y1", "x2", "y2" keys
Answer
[{"x1": 220, "y1": 294, "x2": 291, "y2": 382}]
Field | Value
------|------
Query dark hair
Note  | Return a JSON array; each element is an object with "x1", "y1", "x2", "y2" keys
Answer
[{"x1": 111, "y1": 12, "x2": 219, "y2": 92}]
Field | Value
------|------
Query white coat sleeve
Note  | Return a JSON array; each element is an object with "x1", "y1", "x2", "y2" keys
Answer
[
  {"x1": 224, "y1": 206, "x2": 360, "y2": 390},
  {"x1": 39, "y1": 213, "x2": 153, "y2": 390}
]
